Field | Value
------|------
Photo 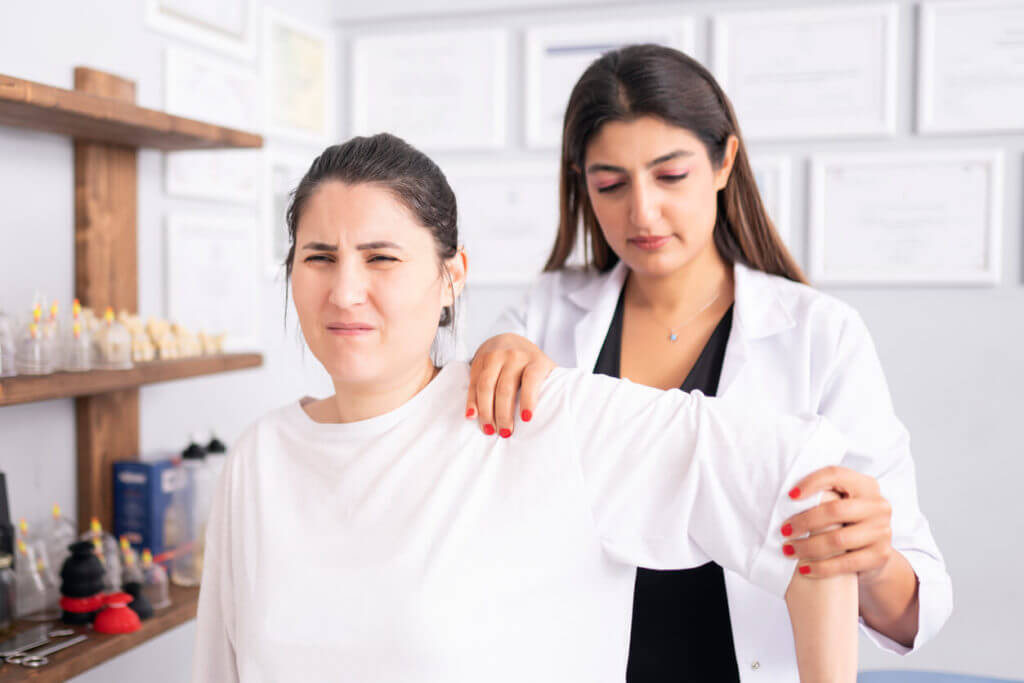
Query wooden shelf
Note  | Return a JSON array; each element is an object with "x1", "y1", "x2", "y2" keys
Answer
[
  {"x1": 0, "y1": 354, "x2": 263, "y2": 407},
  {"x1": 0, "y1": 73, "x2": 262, "y2": 150},
  {"x1": 0, "y1": 584, "x2": 199, "y2": 682}
]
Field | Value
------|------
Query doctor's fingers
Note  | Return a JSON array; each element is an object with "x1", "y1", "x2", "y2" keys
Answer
[
  {"x1": 469, "y1": 350, "x2": 529, "y2": 435},
  {"x1": 466, "y1": 353, "x2": 488, "y2": 424},
  {"x1": 493, "y1": 362, "x2": 529, "y2": 437},
  {"x1": 783, "y1": 496, "x2": 891, "y2": 538},
  {"x1": 795, "y1": 541, "x2": 895, "y2": 579},
  {"x1": 785, "y1": 518, "x2": 891, "y2": 562},
  {"x1": 517, "y1": 356, "x2": 555, "y2": 426},
  {"x1": 790, "y1": 465, "x2": 880, "y2": 501}
]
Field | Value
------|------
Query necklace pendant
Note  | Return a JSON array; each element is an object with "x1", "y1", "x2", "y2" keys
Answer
[{"x1": 668, "y1": 331, "x2": 678, "y2": 342}]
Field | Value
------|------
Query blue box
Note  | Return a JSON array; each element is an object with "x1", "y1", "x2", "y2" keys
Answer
[{"x1": 113, "y1": 457, "x2": 185, "y2": 563}]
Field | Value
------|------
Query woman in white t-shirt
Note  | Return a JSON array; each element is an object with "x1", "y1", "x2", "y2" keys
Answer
[{"x1": 192, "y1": 133, "x2": 857, "y2": 682}]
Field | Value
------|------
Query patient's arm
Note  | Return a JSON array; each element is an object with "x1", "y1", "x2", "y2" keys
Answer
[{"x1": 785, "y1": 491, "x2": 858, "y2": 683}]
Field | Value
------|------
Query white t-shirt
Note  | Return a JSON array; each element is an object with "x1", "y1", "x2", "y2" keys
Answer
[{"x1": 192, "y1": 362, "x2": 847, "y2": 683}]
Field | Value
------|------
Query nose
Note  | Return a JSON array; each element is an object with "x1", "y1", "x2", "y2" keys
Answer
[
  {"x1": 327, "y1": 257, "x2": 369, "y2": 310},
  {"x1": 628, "y1": 180, "x2": 660, "y2": 229}
]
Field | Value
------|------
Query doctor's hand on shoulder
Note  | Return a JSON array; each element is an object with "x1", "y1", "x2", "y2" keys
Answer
[{"x1": 466, "y1": 333, "x2": 555, "y2": 438}]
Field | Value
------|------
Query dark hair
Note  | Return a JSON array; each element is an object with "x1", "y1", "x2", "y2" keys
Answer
[
  {"x1": 284, "y1": 133, "x2": 460, "y2": 327},
  {"x1": 546, "y1": 44, "x2": 806, "y2": 284}
]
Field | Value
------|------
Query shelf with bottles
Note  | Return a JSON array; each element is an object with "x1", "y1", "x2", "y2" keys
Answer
[
  {"x1": 0, "y1": 299, "x2": 262, "y2": 407},
  {"x1": 0, "y1": 584, "x2": 199, "y2": 683},
  {"x1": 0, "y1": 443, "x2": 221, "y2": 682}
]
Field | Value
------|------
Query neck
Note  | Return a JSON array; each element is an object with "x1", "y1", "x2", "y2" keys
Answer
[
  {"x1": 327, "y1": 357, "x2": 438, "y2": 423},
  {"x1": 626, "y1": 245, "x2": 734, "y2": 317}
]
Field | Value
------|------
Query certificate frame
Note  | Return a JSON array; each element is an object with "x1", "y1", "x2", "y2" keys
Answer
[
  {"x1": 350, "y1": 29, "x2": 508, "y2": 151},
  {"x1": 808, "y1": 150, "x2": 1004, "y2": 286},
  {"x1": 524, "y1": 18, "x2": 696, "y2": 149},
  {"x1": 145, "y1": 0, "x2": 257, "y2": 61},
  {"x1": 749, "y1": 155, "x2": 793, "y2": 249},
  {"x1": 711, "y1": 4, "x2": 899, "y2": 140},
  {"x1": 165, "y1": 150, "x2": 264, "y2": 204},
  {"x1": 917, "y1": 0, "x2": 1024, "y2": 134},
  {"x1": 440, "y1": 159, "x2": 562, "y2": 285},
  {"x1": 262, "y1": 148, "x2": 316, "y2": 278},
  {"x1": 165, "y1": 214, "x2": 261, "y2": 350},
  {"x1": 263, "y1": 8, "x2": 336, "y2": 145},
  {"x1": 163, "y1": 47, "x2": 263, "y2": 202}
]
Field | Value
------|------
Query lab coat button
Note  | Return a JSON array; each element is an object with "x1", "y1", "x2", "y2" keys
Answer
[{"x1": 751, "y1": 661, "x2": 760, "y2": 671}]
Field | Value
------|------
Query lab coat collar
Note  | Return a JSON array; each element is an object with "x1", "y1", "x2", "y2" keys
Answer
[
  {"x1": 731, "y1": 262, "x2": 796, "y2": 340},
  {"x1": 568, "y1": 261, "x2": 629, "y2": 371},
  {"x1": 565, "y1": 260, "x2": 795, "y2": 370},
  {"x1": 716, "y1": 262, "x2": 795, "y2": 396}
]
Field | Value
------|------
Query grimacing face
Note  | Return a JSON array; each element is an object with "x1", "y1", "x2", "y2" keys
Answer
[
  {"x1": 583, "y1": 116, "x2": 737, "y2": 277},
  {"x1": 290, "y1": 181, "x2": 463, "y2": 385}
]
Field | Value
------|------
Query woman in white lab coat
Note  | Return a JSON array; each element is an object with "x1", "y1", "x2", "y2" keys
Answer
[{"x1": 465, "y1": 45, "x2": 952, "y2": 681}]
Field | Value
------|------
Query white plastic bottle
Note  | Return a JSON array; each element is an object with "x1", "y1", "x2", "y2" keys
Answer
[{"x1": 170, "y1": 439, "x2": 214, "y2": 586}]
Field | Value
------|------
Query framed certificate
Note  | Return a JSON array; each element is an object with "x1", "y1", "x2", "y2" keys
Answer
[
  {"x1": 712, "y1": 4, "x2": 898, "y2": 140},
  {"x1": 749, "y1": 155, "x2": 793, "y2": 249},
  {"x1": 163, "y1": 47, "x2": 263, "y2": 202},
  {"x1": 351, "y1": 29, "x2": 507, "y2": 150},
  {"x1": 809, "y1": 151, "x2": 1003, "y2": 286},
  {"x1": 262, "y1": 149, "x2": 316, "y2": 277},
  {"x1": 524, "y1": 18, "x2": 696, "y2": 149},
  {"x1": 918, "y1": 0, "x2": 1024, "y2": 134},
  {"x1": 165, "y1": 214, "x2": 261, "y2": 350},
  {"x1": 145, "y1": 0, "x2": 257, "y2": 60},
  {"x1": 440, "y1": 160, "x2": 562, "y2": 284},
  {"x1": 263, "y1": 8, "x2": 335, "y2": 144}
]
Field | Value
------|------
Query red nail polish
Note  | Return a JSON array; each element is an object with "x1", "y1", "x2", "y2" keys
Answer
[
  {"x1": 781, "y1": 523, "x2": 793, "y2": 537},
  {"x1": 799, "y1": 565, "x2": 811, "y2": 575},
  {"x1": 465, "y1": 408, "x2": 476, "y2": 418},
  {"x1": 521, "y1": 410, "x2": 532, "y2": 422},
  {"x1": 499, "y1": 428, "x2": 512, "y2": 438},
  {"x1": 788, "y1": 487, "x2": 801, "y2": 500},
  {"x1": 783, "y1": 544, "x2": 795, "y2": 557},
  {"x1": 483, "y1": 424, "x2": 495, "y2": 435}
]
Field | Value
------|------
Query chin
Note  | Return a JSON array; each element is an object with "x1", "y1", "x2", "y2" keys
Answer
[
  {"x1": 312, "y1": 347, "x2": 383, "y2": 385},
  {"x1": 626, "y1": 249, "x2": 694, "y2": 277}
]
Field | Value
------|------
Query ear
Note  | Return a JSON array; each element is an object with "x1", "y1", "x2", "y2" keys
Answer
[
  {"x1": 713, "y1": 135, "x2": 740, "y2": 192},
  {"x1": 441, "y1": 249, "x2": 468, "y2": 306}
]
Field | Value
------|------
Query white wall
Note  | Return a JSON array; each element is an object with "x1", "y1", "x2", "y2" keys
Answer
[
  {"x1": 333, "y1": 0, "x2": 1024, "y2": 679},
  {"x1": 0, "y1": 1, "x2": 335, "y2": 680}
]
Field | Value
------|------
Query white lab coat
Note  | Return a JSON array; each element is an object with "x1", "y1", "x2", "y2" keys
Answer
[{"x1": 488, "y1": 260, "x2": 952, "y2": 682}]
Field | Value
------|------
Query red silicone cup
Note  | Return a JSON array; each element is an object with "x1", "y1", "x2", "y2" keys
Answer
[
  {"x1": 94, "y1": 592, "x2": 142, "y2": 634},
  {"x1": 60, "y1": 594, "x2": 106, "y2": 613}
]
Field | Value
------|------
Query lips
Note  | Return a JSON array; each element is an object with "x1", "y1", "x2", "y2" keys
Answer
[
  {"x1": 628, "y1": 235, "x2": 672, "y2": 250},
  {"x1": 326, "y1": 322, "x2": 374, "y2": 335}
]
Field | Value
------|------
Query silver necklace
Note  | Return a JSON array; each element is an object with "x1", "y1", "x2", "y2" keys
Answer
[{"x1": 645, "y1": 288, "x2": 723, "y2": 342}]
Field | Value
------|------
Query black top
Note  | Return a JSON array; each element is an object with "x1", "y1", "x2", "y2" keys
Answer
[{"x1": 594, "y1": 289, "x2": 740, "y2": 683}]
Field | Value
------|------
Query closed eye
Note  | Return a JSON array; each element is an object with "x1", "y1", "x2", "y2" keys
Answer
[
  {"x1": 595, "y1": 182, "x2": 625, "y2": 194},
  {"x1": 304, "y1": 254, "x2": 334, "y2": 263},
  {"x1": 368, "y1": 255, "x2": 399, "y2": 263},
  {"x1": 659, "y1": 173, "x2": 689, "y2": 182}
]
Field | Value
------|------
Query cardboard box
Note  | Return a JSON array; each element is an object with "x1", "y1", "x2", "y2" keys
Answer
[{"x1": 113, "y1": 456, "x2": 185, "y2": 563}]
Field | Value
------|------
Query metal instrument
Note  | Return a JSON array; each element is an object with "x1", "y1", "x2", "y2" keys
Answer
[{"x1": 7, "y1": 633, "x2": 87, "y2": 667}]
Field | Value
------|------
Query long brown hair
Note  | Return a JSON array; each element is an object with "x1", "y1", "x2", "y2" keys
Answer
[{"x1": 545, "y1": 44, "x2": 806, "y2": 284}]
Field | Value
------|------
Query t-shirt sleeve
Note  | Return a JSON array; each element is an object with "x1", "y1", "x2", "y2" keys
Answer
[
  {"x1": 192, "y1": 449, "x2": 242, "y2": 682},
  {"x1": 549, "y1": 368, "x2": 849, "y2": 599}
]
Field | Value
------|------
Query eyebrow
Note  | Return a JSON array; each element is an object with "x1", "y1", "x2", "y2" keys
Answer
[
  {"x1": 585, "y1": 150, "x2": 695, "y2": 175},
  {"x1": 301, "y1": 240, "x2": 403, "y2": 251}
]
